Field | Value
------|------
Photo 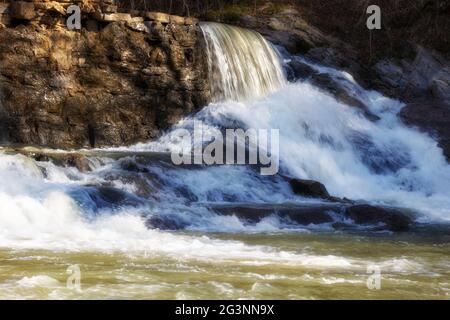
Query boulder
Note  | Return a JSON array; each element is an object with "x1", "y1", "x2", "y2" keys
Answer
[{"x1": 289, "y1": 178, "x2": 330, "y2": 199}]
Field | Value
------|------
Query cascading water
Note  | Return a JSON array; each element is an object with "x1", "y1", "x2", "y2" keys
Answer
[
  {"x1": 1, "y1": 21, "x2": 449, "y2": 240},
  {"x1": 123, "y1": 24, "x2": 450, "y2": 223},
  {"x1": 201, "y1": 23, "x2": 286, "y2": 102},
  {"x1": 0, "y1": 22, "x2": 449, "y2": 299}
]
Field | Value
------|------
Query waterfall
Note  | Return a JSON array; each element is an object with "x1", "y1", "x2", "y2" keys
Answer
[
  {"x1": 200, "y1": 22, "x2": 286, "y2": 102},
  {"x1": 1, "y1": 22, "x2": 450, "y2": 256}
]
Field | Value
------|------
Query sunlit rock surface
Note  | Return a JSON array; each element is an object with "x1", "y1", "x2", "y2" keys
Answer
[{"x1": 0, "y1": 0, "x2": 210, "y2": 148}]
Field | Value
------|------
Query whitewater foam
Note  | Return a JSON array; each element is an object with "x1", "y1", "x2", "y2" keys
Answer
[{"x1": 111, "y1": 78, "x2": 450, "y2": 221}]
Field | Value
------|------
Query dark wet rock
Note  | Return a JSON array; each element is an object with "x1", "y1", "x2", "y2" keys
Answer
[
  {"x1": 209, "y1": 203, "x2": 339, "y2": 225},
  {"x1": 363, "y1": 46, "x2": 450, "y2": 162},
  {"x1": 400, "y1": 101, "x2": 450, "y2": 161},
  {"x1": 372, "y1": 46, "x2": 450, "y2": 102},
  {"x1": 95, "y1": 186, "x2": 127, "y2": 204},
  {"x1": 289, "y1": 178, "x2": 331, "y2": 200},
  {"x1": 145, "y1": 215, "x2": 188, "y2": 230},
  {"x1": 67, "y1": 183, "x2": 147, "y2": 213},
  {"x1": 209, "y1": 202, "x2": 413, "y2": 232},
  {"x1": 344, "y1": 205, "x2": 412, "y2": 232},
  {"x1": 372, "y1": 59, "x2": 408, "y2": 90},
  {"x1": 102, "y1": 171, "x2": 159, "y2": 199},
  {"x1": 66, "y1": 154, "x2": 91, "y2": 172},
  {"x1": 286, "y1": 176, "x2": 353, "y2": 204},
  {"x1": 119, "y1": 159, "x2": 150, "y2": 173},
  {"x1": 287, "y1": 60, "x2": 317, "y2": 81},
  {"x1": 130, "y1": 177, "x2": 158, "y2": 198},
  {"x1": 172, "y1": 186, "x2": 199, "y2": 203},
  {"x1": 331, "y1": 222, "x2": 352, "y2": 230},
  {"x1": 309, "y1": 73, "x2": 380, "y2": 121},
  {"x1": 430, "y1": 68, "x2": 450, "y2": 101},
  {"x1": 304, "y1": 47, "x2": 366, "y2": 85},
  {"x1": 32, "y1": 153, "x2": 50, "y2": 162},
  {"x1": 84, "y1": 186, "x2": 145, "y2": 209}
]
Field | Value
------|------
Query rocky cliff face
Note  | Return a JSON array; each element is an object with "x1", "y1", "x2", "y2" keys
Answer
[{"x1": 0, "y1": 0, "x2": 210, "y2": 148}]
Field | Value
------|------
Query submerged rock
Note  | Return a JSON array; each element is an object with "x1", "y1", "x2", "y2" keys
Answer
[
  {"x1": 210, "y1": 203, "x2": 338, "y2": 225},
  {"x1": 119, "y1": 159, "x2": 150, "y2": 173},
  {"x1": 79, "y1": 186, "x2": 146, "y2": 210},
  {"x1": 287, "y1": 60, "x2": 317, "y2": 81},
  {"x1": 344, "y1": 205, "x2": 412, "y2": 232},
  {"x1": 207, "y1": 202, "x2": 414, "y2": 232},
  {"x1": 309, "y1": 73, "x2": 380, "y2": 121},
  {"x1": 145, "y1": 216, "x2": 188, "y2": 231}
]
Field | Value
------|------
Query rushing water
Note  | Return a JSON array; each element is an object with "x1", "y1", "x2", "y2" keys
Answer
[
  {"x1": 201, "y1": 22, "x2": 286, "y2": 102},
  {"x1": 0, "y1": 23, "x2": 449, "y2": 299}
]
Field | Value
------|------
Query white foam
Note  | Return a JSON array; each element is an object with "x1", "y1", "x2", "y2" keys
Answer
[
  {"x1": 16, "y1": 275, "x2": 60, "y2": 288},
  {"x1": 150, "y1": 81, "x2": 449, "y2": 220}
]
